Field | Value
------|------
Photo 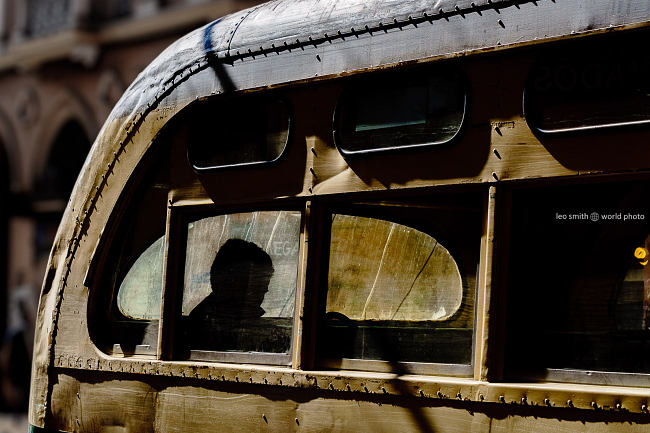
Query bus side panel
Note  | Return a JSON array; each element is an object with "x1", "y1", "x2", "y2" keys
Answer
[{"x1": 48, "y1": 371, "x2": 650, "y2": 433}]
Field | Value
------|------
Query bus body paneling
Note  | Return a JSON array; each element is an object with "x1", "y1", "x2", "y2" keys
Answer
[{"x1": 29, "y1": 0, "x2": 650, "y2": 432}]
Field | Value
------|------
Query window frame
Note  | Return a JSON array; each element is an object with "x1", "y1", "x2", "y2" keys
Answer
[
  {"x1": 314, "y1": 194, "x2": 484, "y2": 377},
  {"x1": 502, "y1": 176, "x2": 650, "y2": 387},
  {"x1": 162, "y1": 201, "x2": 307, "y2": 366},
  {"x1": 522, "y1": 85, "x2": 650, "y2": 137},
  {"x1": 332, "y1": 65, "x2": 469, "y2": 156},
  {"x1": 186, "y1": 93, "x2": 294, "y2": 172}
]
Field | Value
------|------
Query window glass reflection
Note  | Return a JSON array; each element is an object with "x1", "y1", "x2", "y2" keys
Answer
[{"x1": 335, "y1": 68, "x2": 466, "y2": 154}]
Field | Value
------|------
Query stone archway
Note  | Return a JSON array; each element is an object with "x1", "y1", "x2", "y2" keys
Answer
[{"x1": 33, "y1": 119, "x2": 90, "y2": 205}]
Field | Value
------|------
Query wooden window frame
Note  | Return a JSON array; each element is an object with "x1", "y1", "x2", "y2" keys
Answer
[
  {"x1": 332, "y1": 66, "x2": 468, "y2": 156},
  {"x1": 313, "y1": 189, "x2": 490, "y2": 377},
  {"x1": 86, "y1": 146, "x2": 169, "y2": 359},
  {"x1": 523, "y1": 86, "x2": 650, "y2": 136},
  {"x1": 522, "y1": 30, "x2": 650, "y2": 136},
  {"x1": 187, "y1": 94, "x2": 294, "y2": 172},
  {"x1": 158, "y1": 199, "x2": 308, "y2": 367}
]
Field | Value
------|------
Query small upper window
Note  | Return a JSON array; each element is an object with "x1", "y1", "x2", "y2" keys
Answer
[
  {"x1": 187, "y1": 94, "x2": 290, "y2": 170},
  {"x1": 524, "y1": 32, "x2": 650, "y2": 134},
  {"x1": 334, "y1": 67, "x2": 466, "y2": 155}
]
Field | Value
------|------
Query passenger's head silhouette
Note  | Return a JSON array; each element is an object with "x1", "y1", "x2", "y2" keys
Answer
[{"x1": 209, "y1": 238, "x2": 274, "y2": 318}]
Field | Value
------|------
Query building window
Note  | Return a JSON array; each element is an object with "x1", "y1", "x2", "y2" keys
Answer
[{"x1": 524, "y1": 31, "x2": 650, "y2": 134}]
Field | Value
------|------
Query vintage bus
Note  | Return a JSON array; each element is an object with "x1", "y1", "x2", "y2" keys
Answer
[{"x1": 29, "y1": 0, "x2": 650, "y2": 431}]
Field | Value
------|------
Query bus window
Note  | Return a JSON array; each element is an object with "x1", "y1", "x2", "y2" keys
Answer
[
  {"x1": 116, "y1": 236, "x2": 164, "y2": 320},
  {"x1": 90, "y1": 152, "x2": 170, "y2": 357},
  {"x1": 334, "y1": 67, "x2": 466, "y2": 155},
  {"x1": 180, "y1": 210, "x2": 301, "y2": 364},
  {"x1": 320, "y1": 195, "x2": 481, "y2": 372},
  {"x1": 506, "y1": 181, "x2": 650, "y2": 382},
  {"x1": 187, "y1": 95, "x2": 290, "y2": 170},
  {"x1": 524, "y1": 33, "x2": 650, "y2": 134}
]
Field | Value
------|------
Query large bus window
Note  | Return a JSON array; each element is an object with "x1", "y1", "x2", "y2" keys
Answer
[
  {"x1": 334, "y1": 67, "x2": 466, "y2": 155},
  {"x1": 506, "y1": 181, "x2": 650, "y2": 383},
  {"x1": 187, "y1": 95, "x2": 290, "y2": 170},
  {"x1": 320, "y1": 195, "x2": 481, "y2": 372},
  {"x1": 181, "y1": 210, "x2": 301, "y2": 364},
  {"x1": 524, "y1": 33, "x2": 650, "y2": 134}
]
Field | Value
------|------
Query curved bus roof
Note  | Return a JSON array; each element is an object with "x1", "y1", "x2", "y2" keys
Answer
[
  {"x1": 30, "y1": 0, "x2": 650, "y2": 426},
  {"x1": 116, "y1": 0, "x2": 650, "y2": 118}
]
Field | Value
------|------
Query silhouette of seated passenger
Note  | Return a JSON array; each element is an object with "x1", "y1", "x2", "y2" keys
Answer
[{"x1": 187, "y1": 239, "x2": 276, "y2": 352}]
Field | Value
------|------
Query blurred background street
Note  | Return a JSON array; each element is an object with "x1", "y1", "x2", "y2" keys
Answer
[
  {"x1": 0, "y1": 0, "x2": 262, "y2": 424},
  {"x1": 0, "y1": 413, "x2": 25, "y2": 433}
]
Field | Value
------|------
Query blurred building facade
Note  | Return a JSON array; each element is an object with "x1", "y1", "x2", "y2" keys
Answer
[{"x1": 0, "y1": 0, "x2": 260, "y2": 410}]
